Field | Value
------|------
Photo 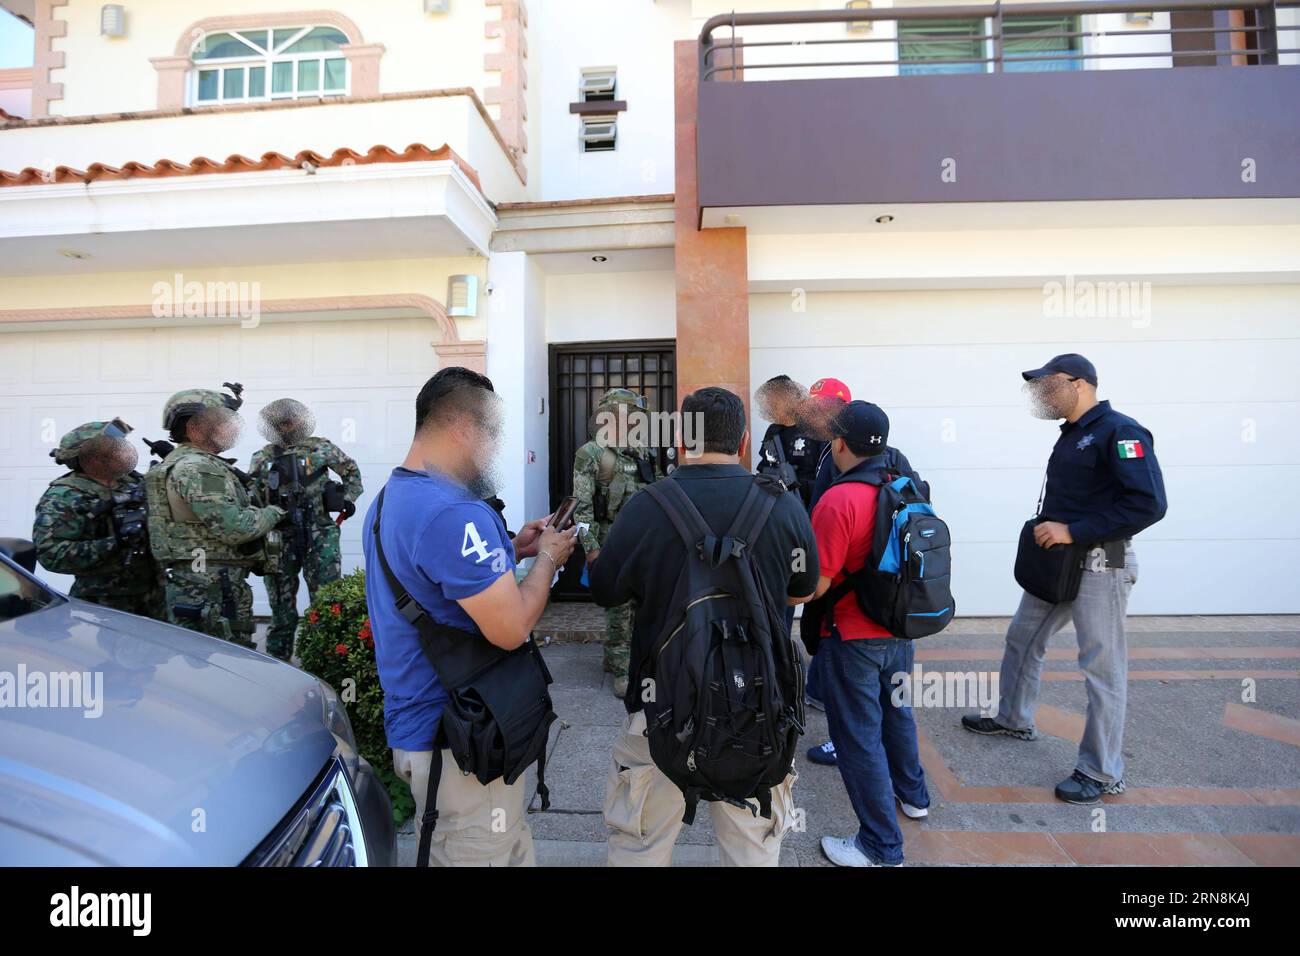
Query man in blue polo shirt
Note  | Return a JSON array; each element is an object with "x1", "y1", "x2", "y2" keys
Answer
[
  {"x1": 963, "y1": 354, "x2": 1166, "y2": 804},
  {"x1": 363, "y1": 367, "x2": 576, "y2": 866}
]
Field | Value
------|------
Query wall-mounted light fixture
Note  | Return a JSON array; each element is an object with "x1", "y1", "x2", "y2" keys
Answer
[
  {"x1": 447, "y1": 275, "x2": 479, "y2": 317},
  {"x1": 100, "y1": 4, "x2": 126, "y2": 37},
  {"x1": 424, "y1": 0, "x2": 451, "y2": 13},
  {"x1": 846, "y1": 0, "x2": 873, "y2": 35}
]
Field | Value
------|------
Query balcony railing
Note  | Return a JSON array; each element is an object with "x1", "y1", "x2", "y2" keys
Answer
[{"x1": 699, "y1": 0, "x2": 1300, "y2": 80}]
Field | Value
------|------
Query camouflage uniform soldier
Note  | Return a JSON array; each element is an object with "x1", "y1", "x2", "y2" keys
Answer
[
  {"x1": 248, "y1": 398, "x2": 363, "y2": 660},
  {"x1": 573, "y1": 388, "x2": 659, "y2": 696},
  {"x1": 33, "y1": 419, "x2": 163, "y2": 618},
  {"x1": 146, "y1": 387, "x2": 285, "y2": 648}
]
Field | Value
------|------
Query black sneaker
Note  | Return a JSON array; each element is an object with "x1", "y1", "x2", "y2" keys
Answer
[
  {"x1": 1055, "y1": 770, "x2": 1125, "y2": 805},
  {"x1": 960, "y1": 715, "x2": 1038, "y2": 740}
]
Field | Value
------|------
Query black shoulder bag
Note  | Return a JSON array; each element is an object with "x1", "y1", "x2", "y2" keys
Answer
[
  {"x1": 371, "y1": 488, "x2": 556, "y2": 867},
  {"x1": 1013, "y1": 473, "x2": 1089, "y2": 604},
  {"x1": 758, "y1": 431, "x2": 800, "y2": 493}
]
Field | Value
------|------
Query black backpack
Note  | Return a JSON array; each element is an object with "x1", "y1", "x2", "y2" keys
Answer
[
  {"x1": 370, "y1": 488, "x2": 556, "y2": 867},
  {"x1": 812, "y1": 457, "x2": 955, "y2": 645},
  {"x1": 638, "y1": 476, "x2": 805, "y2": 824}
]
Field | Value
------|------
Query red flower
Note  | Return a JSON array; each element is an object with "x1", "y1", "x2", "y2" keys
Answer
[
  {"x1": 307, "y1": 609, "x2": 318, "y2": 625},
  {"x1": 330, "y1": 603, "x2": 342, "y2": 616},
  {"x1": 358, "y1": 621, "x2": 372, "y2": 640},
  {"x1": 334, "y1": 643, "x2": 349, "y2": 656}
]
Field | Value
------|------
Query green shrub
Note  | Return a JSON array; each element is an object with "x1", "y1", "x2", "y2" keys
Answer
[{"x1": 296, "y1": 569, "x2": 414, "y2": 826}]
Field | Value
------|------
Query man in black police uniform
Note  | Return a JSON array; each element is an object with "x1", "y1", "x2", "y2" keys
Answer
[
  {"x1": 962, "y1": 354, "x2": 1167, "y2": 804},
  {"x1": 755, "y1": 375, "x2": 824, "y2": 508}
]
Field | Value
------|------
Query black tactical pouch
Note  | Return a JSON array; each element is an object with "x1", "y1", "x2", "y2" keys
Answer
[
  {"x1": 1014, "y1": 518, "x2": 1087, "y2": 604},
  {"x1": 633, "y1": 453, "x2": 657, "y2": 485},
  {"x1": 322, "y1": 480, "x2": 347, "y2": 514}
]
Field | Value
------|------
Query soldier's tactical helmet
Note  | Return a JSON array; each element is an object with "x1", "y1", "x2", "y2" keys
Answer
[
  {"x1": 51, "y1": 418, "x2": 133, "y2": 467},
  {"x1": 597, "y1": 388, "x2": 647, "y2": 411},
  {"x1": 162, "y1": 384, "x2": 244, "y2": 432}
]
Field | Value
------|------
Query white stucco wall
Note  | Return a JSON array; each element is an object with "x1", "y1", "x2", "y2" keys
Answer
[{"x1": 749, "y1": 282, "x2": 1300, "y2": 616}]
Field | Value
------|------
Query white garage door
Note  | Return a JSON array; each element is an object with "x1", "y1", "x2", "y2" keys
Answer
[
  {"x1": 0, "y1": 316, "x2": 444, "y2": 614},
  {"x1": 750, "y1": 284, "x2": 1300, "y2": 615}
]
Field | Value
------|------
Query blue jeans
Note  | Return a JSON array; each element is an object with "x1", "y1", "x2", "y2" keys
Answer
[{"x1": 821, "y1": 636, "x2": 929, "y2": 865}]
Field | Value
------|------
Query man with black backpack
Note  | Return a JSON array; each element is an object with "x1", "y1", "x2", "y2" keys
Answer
[
  {"x1": 589, "y1": 387, "x2": 820, "y2": 866},
  {"x1": 807, "y1": 401, "x2": 938, "y2": 867},
  {"x1": 362, "y1": 367, "x2": 577, "y2": 867}
]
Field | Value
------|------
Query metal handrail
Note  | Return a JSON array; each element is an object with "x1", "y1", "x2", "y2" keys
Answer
[{"x1": 699, "y1": 0, "x2": 1297, "y2": 79}]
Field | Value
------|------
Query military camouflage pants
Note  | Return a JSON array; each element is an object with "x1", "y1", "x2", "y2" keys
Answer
[
  {"x1": 71, "y1": 583, "x2": 165, "y2": 621},
  {"x1": 604, "y1": 601, "x2": 634, "y2": 679},
  {"x1": 163, "y1": 564, "x2": 256, "y2": 648},
  {"x1": 266, "y1": 523, "x2": 342, "y2": 659}
]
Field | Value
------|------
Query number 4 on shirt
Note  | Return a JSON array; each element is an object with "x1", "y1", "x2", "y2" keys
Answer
[{"x1": 461, "y1": 521, "x2": 492, "y2": 563}]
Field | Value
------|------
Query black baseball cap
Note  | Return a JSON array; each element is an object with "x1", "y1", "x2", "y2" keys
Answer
[
  {"x1": 833, "y1": 400, "x2": 889, "y2": 451},
  {"x1": 1021, "y1": 353, "x2": 1098, "y2": 387}
]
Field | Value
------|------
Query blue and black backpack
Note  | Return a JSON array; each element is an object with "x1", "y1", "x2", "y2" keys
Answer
[{"x1": 821, "y1": 456, "x2": 955, "y2": 641}]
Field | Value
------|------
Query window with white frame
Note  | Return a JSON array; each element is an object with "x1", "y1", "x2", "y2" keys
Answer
[
  {"x1": 190, "y1": 26, "x2": 350, "y2": 105},
  {"x1": 578, "y1": 67, "x2": 618, "y2": 152}
]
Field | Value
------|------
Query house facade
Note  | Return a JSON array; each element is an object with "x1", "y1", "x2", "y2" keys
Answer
[{"x1": 1, "y1": 0, "x2": 1297, "y2": 616}]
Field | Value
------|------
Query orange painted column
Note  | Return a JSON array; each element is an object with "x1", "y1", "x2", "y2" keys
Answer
[{"x1": 673, "y1": 39, "x2": 750, "y2": 426}]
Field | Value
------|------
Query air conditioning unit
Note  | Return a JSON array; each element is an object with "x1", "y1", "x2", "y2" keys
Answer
[
  {"x1": 1125, "y1": 11, "x2": 1154, "y2": 24},
  {"x1": 447, "y1": 275, "x2": 478, "y2": 317}
]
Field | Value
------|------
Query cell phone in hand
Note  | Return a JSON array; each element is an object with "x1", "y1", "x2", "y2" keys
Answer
[{"x1": 548, "y1": 496, "x2": 579, "y2": 532}]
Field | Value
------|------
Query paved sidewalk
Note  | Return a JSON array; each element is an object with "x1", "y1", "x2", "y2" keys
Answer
[{"x1": 394, "y1": 606, "x2": 1300, "y2": 867}]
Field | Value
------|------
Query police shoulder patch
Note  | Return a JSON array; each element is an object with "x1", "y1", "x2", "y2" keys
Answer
[{"x1": 1116, "y1": 438, "x2": 1145, "y2": 460}]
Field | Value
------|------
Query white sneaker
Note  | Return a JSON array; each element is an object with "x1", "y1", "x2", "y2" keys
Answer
[
  {"x1": 898, "y1": 797, "x2": 929, "y2": 820},
  {"x1": 820, "y1": 836, "x2": 880, "y2": 867}
]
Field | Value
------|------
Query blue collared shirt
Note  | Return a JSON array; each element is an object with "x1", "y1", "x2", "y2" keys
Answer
[
  {"x1": 362, "y1": 467, "x2": 514, "y2": 752},
  {"x1": 1041, "y1": 400, "x2": 1168, "y2": 545}
]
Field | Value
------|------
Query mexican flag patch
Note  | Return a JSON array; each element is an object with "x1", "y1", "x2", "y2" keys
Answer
[{"x1": 1117, "y1": 439, "x2": 1145, "y2": 459}]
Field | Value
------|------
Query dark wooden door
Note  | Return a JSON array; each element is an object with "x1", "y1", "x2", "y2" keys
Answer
[{"x1": 548, "y1": 339, "x2": 676, "y2": 598}]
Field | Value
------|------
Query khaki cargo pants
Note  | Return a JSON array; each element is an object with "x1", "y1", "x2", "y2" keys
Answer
[
  {"x1": 393, "y1": 748, "x2": 536, "y2": 867},
  {"x1": 603, "y1": 711, "x2": 797, "y2": 867}
]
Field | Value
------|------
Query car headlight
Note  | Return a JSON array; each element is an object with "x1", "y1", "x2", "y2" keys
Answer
[{"x1": 316, "y1": 678, "x2": 360, "y2": 779}]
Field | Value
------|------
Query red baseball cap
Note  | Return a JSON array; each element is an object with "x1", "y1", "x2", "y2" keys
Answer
[{"x1": 809, "y1": 377, "x2": 851, "y2": 402}]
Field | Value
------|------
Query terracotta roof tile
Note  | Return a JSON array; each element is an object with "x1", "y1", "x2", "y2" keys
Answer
[{"x1": 0, "y1": 143, "x2": 483, "y2": 192}]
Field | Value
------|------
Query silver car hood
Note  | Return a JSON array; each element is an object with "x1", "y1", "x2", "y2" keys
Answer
[{"x1": 0, "y1": 600, "x2": 336, "y2": 866}]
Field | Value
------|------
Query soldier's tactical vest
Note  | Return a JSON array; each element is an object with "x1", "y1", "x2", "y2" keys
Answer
[
  {"x1": 252, "y1": 441, "x2": 334, "y2": 525},
  {"x1": 50, "y1": 472, "x2": 113, "y2": 515},
  {"x1": 145, "y1": 449, "x2": 256, "y2": 567},
  {"x1": 596, "y1": 446, "x2": 653, "y2": 519}
]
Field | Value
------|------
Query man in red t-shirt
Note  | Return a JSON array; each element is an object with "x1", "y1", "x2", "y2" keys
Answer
[{"x1": 809, "y1": 401, "x2": 930, "y2": 867}]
